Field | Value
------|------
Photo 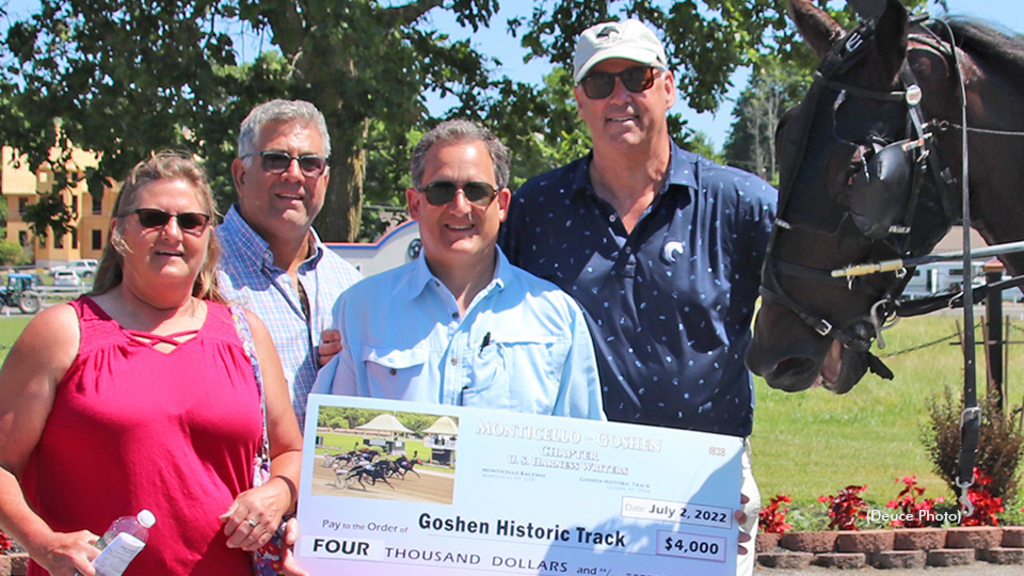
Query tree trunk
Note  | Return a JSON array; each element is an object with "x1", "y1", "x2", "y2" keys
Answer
[{"x1": 316, "y1": 135, "x2": 366, "y2": 242}]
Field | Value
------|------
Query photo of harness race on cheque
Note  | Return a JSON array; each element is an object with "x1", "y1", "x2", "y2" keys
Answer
[{"x1": 310, "y1": 406, "x2": 458, "y2": 505}]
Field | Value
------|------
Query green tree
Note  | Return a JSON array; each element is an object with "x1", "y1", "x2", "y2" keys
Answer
[
  {"x1": 685, "y1": 131, "x2": 723, "y2": 164},
  {"x1": 2, "y1": 0, "x2": 498, "y2": 241},
  {"x1": 723, "y1": 57, "x2": 809, "y2": 184},
  {"x1": 3, "y1": 0, "x2": 919, "y2": 242},
  {"x1": 0, "y1": 239, "x2": 28, "y2": 265}
]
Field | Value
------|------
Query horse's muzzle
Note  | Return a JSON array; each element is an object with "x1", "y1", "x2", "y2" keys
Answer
[{"x1": 746, "y1": 322, "x2": 871, "y2": 394}]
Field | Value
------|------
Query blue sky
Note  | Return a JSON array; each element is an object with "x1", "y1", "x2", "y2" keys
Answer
[{"x1": 2, "y1": 0, "x2": 1023, "y2": 150}]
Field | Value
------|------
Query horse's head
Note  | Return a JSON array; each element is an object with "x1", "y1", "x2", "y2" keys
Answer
[{"x1": 746, "y1": 0, "x2": 959, "y2": 393}]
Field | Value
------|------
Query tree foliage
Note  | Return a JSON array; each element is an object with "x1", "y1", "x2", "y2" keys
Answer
[
  {"x1": 2, "y1": 0, "x2": 497, "y2": 241},
  {"x1": 723, "y1": 57, "x2": 809, "y2": 184},
  {"x1": 316, "y1": 406, "x2": 448, "y2": 435},
  {"x1": 0, "y1": 239, "x2": 29, "y2": 265},
  {"x1": 2, "y1": 0, "x2": 927, "y2": 244}
]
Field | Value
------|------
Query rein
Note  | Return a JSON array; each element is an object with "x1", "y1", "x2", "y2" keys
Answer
[{"x1": 940, "y1": 17, "x2": 982, "y2": 516}]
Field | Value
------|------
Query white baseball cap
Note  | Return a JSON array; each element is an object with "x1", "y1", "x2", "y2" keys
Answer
[{"x1": 573, "y1": 19, "x2": 669, "y2": 84}]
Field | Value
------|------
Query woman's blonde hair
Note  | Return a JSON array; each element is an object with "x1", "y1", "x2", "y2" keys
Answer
[{"x1": 91, "y1": 151, "x2": 224, "y2": 303}]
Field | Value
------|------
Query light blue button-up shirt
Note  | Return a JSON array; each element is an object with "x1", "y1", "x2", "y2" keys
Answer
[
  {"x1": 313, "y1": 248, "x2": 604, "y2": 420},
  {"x1": 217, "y1": 206, "x2": 362, "y2": 426}
]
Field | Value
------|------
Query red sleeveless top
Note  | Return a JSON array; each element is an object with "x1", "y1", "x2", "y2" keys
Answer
[{"x1": 22, "y1": 297, "x2": 262, "y2": 575}]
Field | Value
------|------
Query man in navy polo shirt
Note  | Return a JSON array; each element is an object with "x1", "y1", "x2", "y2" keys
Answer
[{"x1": 498, "y1": 19, "x2": 776, "y2": 576}]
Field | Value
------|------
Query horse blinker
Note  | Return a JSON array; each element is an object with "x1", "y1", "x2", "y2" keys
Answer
[{"x1": 849, "y1": 138, "x2": 921, "y2": 239}]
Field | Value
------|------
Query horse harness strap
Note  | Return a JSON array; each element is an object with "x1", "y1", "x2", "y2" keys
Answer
[
  {"x1": 896, "y1": 274, "x2": 1024, "y2": 317},
  {"x1": 813, "y1": 72, "x2": 906, "y2": 102}
]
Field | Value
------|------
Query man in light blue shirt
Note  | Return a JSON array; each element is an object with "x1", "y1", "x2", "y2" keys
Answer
[
  {"x1": 218, "y1": 99, "x2": 362, "y2": 426},
  {"x1": 314, "y1": 120, "x2": 603, "y2": 420}
]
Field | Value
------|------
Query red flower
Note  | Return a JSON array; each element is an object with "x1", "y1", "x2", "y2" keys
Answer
[
  {"x1": 820, "y1": 485, "x2": 868, "y2": 531},
  {"x1": 963, "y1": 468, "x2": 1003, "y2": 526},
  {"x1": 758, "y1": 494, "x2": 793, "y2": 534},
  {"x1": 885, "y1": 476, "x2": 943, "y2": 528}
]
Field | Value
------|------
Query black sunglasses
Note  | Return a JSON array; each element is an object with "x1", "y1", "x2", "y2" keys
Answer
[
  {"x1": 245, "y1": 150, "x2": 327, "y2": 176},
  {"x1": 579, "y1": 65, "x2": 659, "y2": 100},
  {"x1": 419, "y1": 181, "x2": 498, "y2": 207},
  {"x1": 129, "y1": 208, "x2": 211, "y2": 232}
]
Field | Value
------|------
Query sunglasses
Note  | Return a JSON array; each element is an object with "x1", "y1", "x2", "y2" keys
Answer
[
  {"x1": 420, "y1": 181, "x2": 498, "y2": 207},
  {"x1": 579, "y1": 65, "x2": 659, "y2": 100},
  {"x1": 245, "y1": 151, "x2": 327, "y2": 176},
  {"x1": 129, "y1": 208, "x2": 211, "y2": 232}
]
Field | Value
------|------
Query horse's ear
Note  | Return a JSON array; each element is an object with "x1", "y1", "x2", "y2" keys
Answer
[
  {"x1": 873, "y1": 0, "x2": 909, "y2": 81},
  {"x1": 788, "y1": 0, "x2": 846, "y2": 60}
]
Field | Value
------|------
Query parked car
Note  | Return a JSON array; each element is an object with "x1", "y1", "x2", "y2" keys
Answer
[
  {"x1": 50, "y1": 259, "x2": 98, "y2": 279},
  {"x1": 52, "y1": 269, "x2": 83, "y2": 287}
]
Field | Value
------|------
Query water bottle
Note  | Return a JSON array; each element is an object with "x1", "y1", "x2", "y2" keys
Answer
[
  {"x1": 95, "y1": 509, "x2": 155, "y2": 550},
  {"x1": 91, "y1": 510, "x2": 156, "y2": 576}
]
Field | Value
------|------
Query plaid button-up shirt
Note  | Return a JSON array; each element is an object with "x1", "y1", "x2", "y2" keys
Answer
[{"x1": 217, "y1": 206, "x2": 362, "y2": 426}]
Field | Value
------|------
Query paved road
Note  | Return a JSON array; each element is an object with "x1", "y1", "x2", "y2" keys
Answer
[{"x1": 756, "y1": 562, "x2": 1021, "y2": 575}]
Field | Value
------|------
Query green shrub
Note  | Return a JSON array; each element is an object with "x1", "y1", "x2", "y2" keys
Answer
[
  {"x1": 0, "y1": 239, "x2": 30, "y2": 265},
  {"x1": 921, "y1": 388, "x2": 1024, "y2": 501}
]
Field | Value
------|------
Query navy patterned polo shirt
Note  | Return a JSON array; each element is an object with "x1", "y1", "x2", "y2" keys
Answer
[{"x1": 499, "y1": 141, "x2": 777, "y2": 437}]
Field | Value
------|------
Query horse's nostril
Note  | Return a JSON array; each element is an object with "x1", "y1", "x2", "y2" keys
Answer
[{"x1": 773, "y1": 356, "x2": 818, "y2": 380}]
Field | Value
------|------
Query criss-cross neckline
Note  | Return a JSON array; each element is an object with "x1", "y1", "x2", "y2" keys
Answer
[
  {"x1": 81, "y1": 295, "x2": 208, "y2": 354},
  {"x1": 123, "y1": 328, "x2": 202, "y2": 351}
]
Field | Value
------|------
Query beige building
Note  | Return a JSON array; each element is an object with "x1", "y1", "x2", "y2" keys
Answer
[{"x1": 0, "y1": 146, "x2": 117, "y2": 268}]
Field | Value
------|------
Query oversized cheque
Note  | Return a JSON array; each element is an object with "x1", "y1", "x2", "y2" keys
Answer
[{"x1": 297, "y1": 394, "x2": 743, "y2": 575}]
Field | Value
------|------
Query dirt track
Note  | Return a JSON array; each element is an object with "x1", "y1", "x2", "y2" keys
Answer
[{"x1": 310, "y1": 456, "x2": 455, "y2": 504}]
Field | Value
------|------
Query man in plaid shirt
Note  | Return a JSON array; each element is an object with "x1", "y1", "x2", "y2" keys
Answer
[{"x1": 218, "y1": 99, "x2": 362, "y2": 427}]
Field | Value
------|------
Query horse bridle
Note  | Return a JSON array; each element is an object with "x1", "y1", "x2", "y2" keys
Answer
[
  {"x1": 762, "y1": 15, "x2": 1012, "y2": 513},
  {"x1": 759, "y1": 19, "x2": 960, "y2": 380}
]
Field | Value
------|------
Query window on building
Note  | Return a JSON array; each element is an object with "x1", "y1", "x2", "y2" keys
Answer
[
  {"x1": 18, "y1": 198, "x2": 27, "y2": 215},
  {"x1": 55, "y1": 234, "x2": 64, "y2": 249},
  {"x1": 18, "y1": 231, "x2": 27, "y2": 247},
  {"x1": 72, "y1": 195, "x2": 79, "y2": 212},
  {"x1": 71, "y1": 230, "x2": 78, "y2": 249},
  {"x1": 92, "y1": 229, "x2": 102, "y2": 250},
  {"x1": 92, "y1": 191, "x2": 103, "y2": 214}
]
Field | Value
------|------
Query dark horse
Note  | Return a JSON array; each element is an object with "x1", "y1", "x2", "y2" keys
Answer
[
  {"x1": 746, "y1": 0, "x2": 1024, "y2": 393},
  {"x1": 391, "y1": 455, "x2": 421, "y2": 478},
  {"x1": 342, "y1": 461, "x2": 396, "y2": 490}
]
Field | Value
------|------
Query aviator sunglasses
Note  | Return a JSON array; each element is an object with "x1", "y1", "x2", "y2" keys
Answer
[
  {"x1": 129, "y1": 208, "x2": 212, "y2": 232},
  {"x1": 244, "y1": 150, "x2": 328, "y2": 177},
  {"x1": 419, "y1": 181, "x2": 498, "y2": 207},
  {"x1": 579, "y1": 65, "x2": 659, "y2": 100}
]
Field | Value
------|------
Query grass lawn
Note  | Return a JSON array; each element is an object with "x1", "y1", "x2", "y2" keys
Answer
[
  {"x1": 751, "y1": 311, "x2": 1024, "y2": 517},
  {"x1": 318, "y1": 431, "x2": 432, "y2": 461},
  {"x1": 0, "y1": 317, "x2": 32, "y2": 363}
]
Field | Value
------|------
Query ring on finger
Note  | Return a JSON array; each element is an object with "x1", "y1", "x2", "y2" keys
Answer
[{"x1": 245, "y1": 518, "x2": 258, "y2": 529}]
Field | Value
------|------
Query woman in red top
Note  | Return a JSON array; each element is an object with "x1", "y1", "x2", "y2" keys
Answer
[{"x1": 0, "y1": 152, "x2": 304, "y2": 576}]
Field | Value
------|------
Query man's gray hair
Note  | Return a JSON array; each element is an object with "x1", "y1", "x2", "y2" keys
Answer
[
  {"x1": 410, "y1": 120, "x2": 510, "y2": 189},
  {"x1": 237, "y1": 99, "x2": 331, "y2": 159}
]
